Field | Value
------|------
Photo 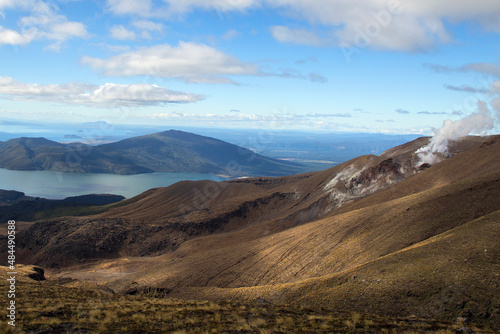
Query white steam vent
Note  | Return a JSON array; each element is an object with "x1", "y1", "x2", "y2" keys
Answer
[{"x1": 416, "y1": 100, "x2": 495, "y2": 166}]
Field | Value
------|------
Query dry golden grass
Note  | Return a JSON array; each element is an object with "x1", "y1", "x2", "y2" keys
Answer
[{"x1": 1, "y1": 266, "x2": 487, "y2": 333}]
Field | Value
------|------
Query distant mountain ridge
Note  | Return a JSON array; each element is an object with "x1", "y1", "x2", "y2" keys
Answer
[{"x1": 0, "y1": 130, "x2": 304, "y2": 177}]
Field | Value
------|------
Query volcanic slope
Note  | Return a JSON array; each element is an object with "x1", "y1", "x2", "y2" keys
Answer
[
  {"x1": 15, "y1": 135, "x2": 494, "y2": 268},
  {"x1": 15, "y1": 135, "x2": 500, "y2": 330},
  {"x1": 15, "y1": 136, "x2": 440, "y2": 268}
]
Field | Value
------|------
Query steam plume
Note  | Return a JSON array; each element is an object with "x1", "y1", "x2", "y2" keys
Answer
[{"x1": 416, "y1": 100, "x2": 495, "y2": 165}]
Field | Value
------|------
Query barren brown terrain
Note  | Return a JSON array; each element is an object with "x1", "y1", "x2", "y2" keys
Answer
[{"x1": 3, "y1": 135, "x2": 500, "y2": 332}]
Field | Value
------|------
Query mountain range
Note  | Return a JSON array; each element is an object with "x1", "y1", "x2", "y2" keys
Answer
[
  {"x1": 0, "y1": 130, "x2": 303, "y2": 177},
  {"x1": 3, "y1": 134, "x2": 498, "y2": 331}
]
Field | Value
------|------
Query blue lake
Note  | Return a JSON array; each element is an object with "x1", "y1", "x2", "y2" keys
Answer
[{"x1": 0, "y1": 168, "x2": 224, "y2": 199}]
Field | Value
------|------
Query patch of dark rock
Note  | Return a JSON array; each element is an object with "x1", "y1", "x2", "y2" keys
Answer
[{"x1": 28, "y1": 266, "x2": 46, "y2": 281}]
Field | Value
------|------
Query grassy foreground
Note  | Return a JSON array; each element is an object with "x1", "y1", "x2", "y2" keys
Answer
[{"x1": 1, "y1": 266, "x2": 492, "y2": 334}]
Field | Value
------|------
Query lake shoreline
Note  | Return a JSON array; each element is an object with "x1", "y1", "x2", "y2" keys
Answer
[{"x1": 0, "y1": 168, "x2": 226, "y2": 200}]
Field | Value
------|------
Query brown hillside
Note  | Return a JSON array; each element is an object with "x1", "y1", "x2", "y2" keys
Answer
[
  {"x1": 14, "y1": 135, "x2": 500, "y2": 330},
  {"x1": 337, "y1": 134, "x2": 500, "y2": 214},
  {"x1": 180, "y1": 209, "x2": 500, "y2": 330},
  {"x1": 94, "y1": 160, "x2": 500, "y2": 291},
  {"x1": 92, "y1": 135, "x2": 499, "y2": 328}
]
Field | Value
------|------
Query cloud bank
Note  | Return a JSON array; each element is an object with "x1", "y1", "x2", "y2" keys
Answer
[
  {"x1": 4, "y1": 0, "x2": 500, "y2": 53},
  {"x1": 82, "y1": 42, "x2": 259, "y2": 84},
  {"x1": 0, "y1": 77, "x2": 204, "y2": 108},
  {"x1": 104, "y1": 0, "x2": 500, "y2": 52},
  {"x1": 82, "y1": 41, "x2": 326, "y2": 84}
]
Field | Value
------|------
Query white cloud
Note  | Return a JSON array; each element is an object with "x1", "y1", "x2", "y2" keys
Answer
[
  {"x1": 0, "y1": 26, "x2": 33, "y2": 45},
  {"x1": 427, "y1": 62, "x2": 500, "y2": 77},
  {"x1": 93, "y1": 43, "x2": 131, "y2": 53},
  {"x1": 463, "y1": 63, "x2": 500, "y2": 77},
  {"x1": 105, "y1": 0, "x2": 500, "y2": 52},
  {"x1": 307, "y1": 113, "x2": 352, "y2": 118},
  {"x1": 270, "y1": 26, "x2": 326, "y2": 46},
  {"x1": 82, "y1": 41, "x2": 327, "y2": 84},
  {"x1": 0, "y1": 76, "x2": 204, "y2": 107},
  {"x1": 0, "y1": 0, "x2": 89, "y2": 50},
  {"x1": 82, "y1": 83, "x2": 204, "y2": 106},
  {"x1": 395, "y1": 109, "x2": 410, "y2": 114},
  {"x1": 105, "y1": 0, "x2": 258, "y2": 17},
  {"x1": 417, "y1": 111, "x2": 448, "y2": 115},
  {"x1": 444, "y1": 84, "x2": 489, "y2": 94},
  {"x1": 493, "y1": 81, "x2": 500, "y2": 92},
  {"x1": 142, "y1": 111, "x2": 418, "y2": 133},
  {"x1": 308, "y1": 73, "x2": 328, "y2": 83},
  {"x1": 270, "y1": 69, "x2": 328, "y2": 83},
  {"x1": 110, "y1": 25, "x2": 136, "y2": 40},
  {"x1": 48, "y1": 21, "x2": 88, "y2": 41},
  {"x1": 106, "y1": 0, "x2": 153, "y2": 17},
  {"x1": 132, "y1": 20, "x2": 163, "y2": 32},
  {"x1": 110, "y1": 21, "x2": 164, "y2": 41},
  {"x1": 490, "y1": 81, "x2": 500, "y2": 118},
  {"x1": 0, "y1": 0, "x2": 26, "y2": 13},
  {"x1": 267, "y1": 0, "x2": 500, "y2": 51},
  {"x1": 222, "y1": 29, "x2": 240, "y2": 40},
  {"x1": 404, "y1": 1, "x2": 500, "y2": 23},
  {"x1": 82, "y1": 42, "x2": 260, "y2": 84},
  {"x1": 0, "y1": 0, "x2": 16, "y2": 7},
  {"x1": 265, "y1": 0, "x2": 453, "y2": 52},
  {"x1": 167, "y1": 0, "x2": 258, "y2": 13}
]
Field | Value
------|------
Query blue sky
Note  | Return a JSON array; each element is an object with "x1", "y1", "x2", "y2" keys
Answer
[{"x1": 0, "y1": 0, "x2": 500, "y2": 134}]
